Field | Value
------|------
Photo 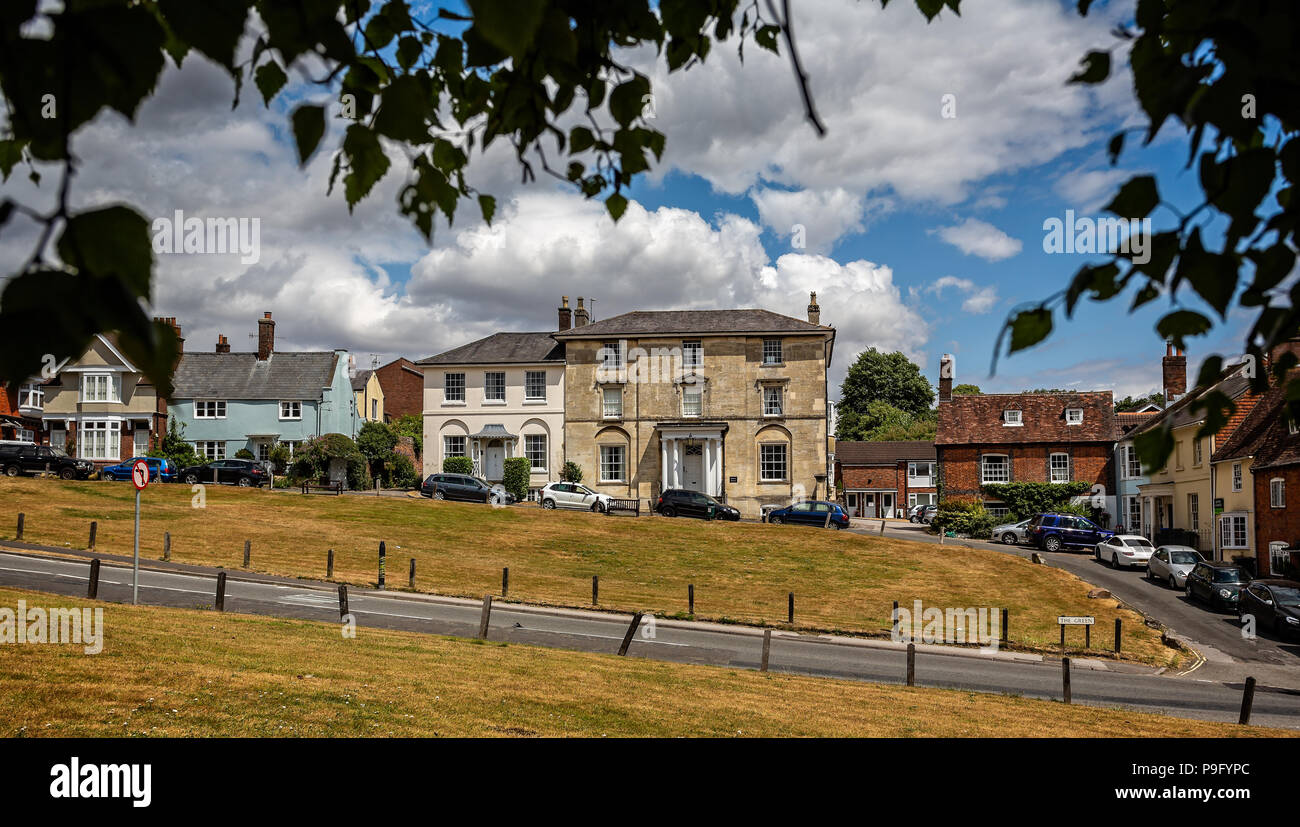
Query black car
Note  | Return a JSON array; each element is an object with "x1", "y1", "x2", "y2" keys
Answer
[
  {"x1": 178, "y1": 459, "x2": 269, "y2": 487},
  {"x1": 0, "y1": 443, "x2": 95, "y2": 480},
  {"x1": 655, "y1": 489, "x2": 740, "y2": 520},
  {"x1": 421, "y1": 473, "x2": 515, "y2": 504},
  {"x1": 1184, "y1": 560, "x2": 1249, "y2": 610},
  {"x1": 1028, "y1": 512, "x2": 1114, "y2": 552},
  {"x1": 1238, "y1": 579, "x2": 1300, "y2": 637}
]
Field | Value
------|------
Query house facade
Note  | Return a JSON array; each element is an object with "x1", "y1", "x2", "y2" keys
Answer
[
  {"x1": 554, "y1": 295, "x2": 834, "y2": 519},
  {"x1": 374, "y1": 357, "x2": 424, "y2": 422},
  {"x1": 834, "y1": 440, "x2": 937, "y2": 518},
  {"x1": 418, "y1": 331, "x2": 566, "y2": 495},
  {"x1": 1112, "y1": 346, "x2": 1180, "y2": 532},
  {"x1": 352, "y1": 368, "x2": 385, "y2": 428},
  {"x1": 0, "y1": 381, "x2": 45, "y2": 443},
  {"x1": 170, "y1": 312, "x2": 357, "y2": 462},
  {"x1": 935, "y1": 354, "x2": 1116, "y2": 521}
]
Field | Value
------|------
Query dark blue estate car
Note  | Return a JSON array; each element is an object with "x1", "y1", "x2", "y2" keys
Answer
[
  {"x1": 765, "y1": 500, "x2": 850, "y2": 529},
  {"x1": 1028, "y1": 512, "x2": 1113, "y2": 552},
  {"x1": 101, "y1": 456, "x2": 177, "y2": 483}
]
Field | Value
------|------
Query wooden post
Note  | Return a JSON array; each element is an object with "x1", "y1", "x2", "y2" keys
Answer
[
  {"x1": 377, "y1": 541, "x2": 386, "y2": 590},
  {"x1": 1085, "y1": 623, "x2": 1091, "y2": 649},
  {"x1": 788, "y1": 592, "x2": 794, "y2": 624},
  {"x1": 617, "y1": 612, "x2": 643, "y2": 656},
  {"x1": 1060, "y1": 623, "x2": 1065, "y2": 651},
  {"x1": 592, "y1": 575, "x2": 598, "y2": 605},
  {"x1": 501, "y1": 566, "x2": 509, "y2": 597},
  {"x1": 410, "y1": 558, "x2": 416, "y2": 589},
  {"x1": 879, "y1": 519, "x2": 885, "y2": 534},
  {"x1": 215, "y1": 570, "x2": 227, "y2": 612},
  {"x1": 15, "y1": 513, "x2": 23, "y2": 541},
  {"x1": 760, "y1": 629, "x2": 772, "y2": 672},
  {"x1": 163, "y1": 531, "x2": 171, "y2": 562},
  {"x1": 337, "y1": 584, "x2": 349, "y2": 620},
  {"x1": 478, "y1": 594, "x2": 493, "y2": 639},
  {"x1": 1062, "y1": 657, "x2": 1072, "y2": 704},
  {"x1": 906, "y1": 643, "x2": 916, "y2": 686},
  {"x1": 1239, "y1": 676, "x2": 1256, "y2": 725},
  {"x1": 87, "y1": 559, "x2": 101, "y2": 599},
  {"x1": 892, "y1": 600, "x2": 899, "y2": 636},
  {"x1": 243, "y1": 540, "x2": 250, "y2": 568},
  {"x1": 1114, "y1": 618, "x2": 1122, "y2": 654},
  {"x1": 1001, "y1": 608, "x2": 1008, "y2": 646},
  {"x1": 88, "y1": 521, "x2": 97, "y2": 551},
  {"x1": 688, "y1": 583, "x2": 694, "y2": 616},
  {"x1": 327, "y1": 549, "x2": 334, "y2": 579},
  {"x1": 823, "y1": 510, "x2": 832, "y2": 529}
]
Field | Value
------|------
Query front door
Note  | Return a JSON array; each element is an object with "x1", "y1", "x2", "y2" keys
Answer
[
  {"x1": 484, "y1": 440, "x2": 504, "y2": 481},
  {"x1": 864, "y1": 493, "x2": 877, "y2": 518},
  {"x1": 133, "y1": 428, "x2": 149, "y2": 457},
  {"x1": 846, "y1": 492, "x2": 859, "y2": 517},
  {"x1": 880, "y1": 493, "x2": 894, "y2": 518},
  {"x1": 681, "y1": 442, "x2": 704, "y2": 491}
]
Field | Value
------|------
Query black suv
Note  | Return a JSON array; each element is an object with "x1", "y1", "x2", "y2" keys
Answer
[
  {"x1": 0, "y1": 444, "x2": 95, "y2": 480},
  {"x1": 1185, "y1": 560, "x2": 1249, "y2": 610},
  {"x1": 1028, "y1": 512, "x2": 1114, "y2": 552},
  {"x1": 178, "y1": 459, "x2": 269, "y2": 487},
  {"x1": 655, "y1": 489, "x2": 740, "y2": 521},
  {"x1": 421, "y1": 473, "x2": 515, "y2": 504}
]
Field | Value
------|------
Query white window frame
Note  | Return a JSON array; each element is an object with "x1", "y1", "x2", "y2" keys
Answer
[
  {"x1": 1125, "y1": 495, "x2": 1142, "y2": 532},
  {"x1": 981, "y1": 454, "x2": 1010, "y2": 484},
  {"x1": 1232, "y1": 462, "x2": 1243, "y2": 492},
  {"x1": 443, "y1": 435, "x2": 466, "y2": 459},
  {"x1": 18, "y1": 383, "x2": 43, "y2": 410},
  {"x1": 1049, "y1": 452, "x2": 1070, "y2": 483},
  {"x1": 1189, "y1": 492, "x2": 1200, "y2": 532},
  {"x1": 1270, "y1": 541, "x2": 1291, "y2": 575},
  {"x1": 483, "y1": 371, "x2": 506, "y2": 402},
  {"x1": 194, "y1": 441, "x2": 225, "y2": 461},
  {"x1": 1065, "y1": 408, "x2": 1083, "y2": 425},
  {"x1": 908, "y1": 492, "x2": 938, "y2": 508},
  {"x1": 1193, "y1": 438, "x2": 1202, "y2": 466},
  {"x1": 78, "y1": 420, "x2": 121, "y2": 461},
  {"x1": 762, "y1": 338, "x2": 783, "y2": 365},
  {"x1": 602, "y1": 387, "x2": 623, "y2": 419},
  {"x1": 443, "y1": 372, "x2": 466, "y2": 403},
  {"x1": 763, "y1": 385, "x2": 783, "y2": 417},
  {"x1": 1003, "y1": 410, "x2": 1023, "y2": 426},
  {"x1": 759, "y1": 443, "x2": 788, "y2": 482},
  {"x1": 1220, "y1": 513, "x2": 1248, "y2": 549},
  {"x1": 907, "y1": 461, "x2": 935, "y2": 486},
  {"x1": 194, "y1": 400, "x2": 227, "y2": 420},
  {"x1": 80, "y1": 373, "x2": 118, "y2": 403},
  {"x1": 524, "y1": 370, "x2": 547, "y2": 401},
  {"x1": 682, "y1": 385, "x2": 702, "y2": 418},
  {"x1": 1122, "y1": 444, "x2": 1142, "y2": 479},
  {"x1": 682, "y1": 340, "x2": 703, "y2": 369},
  {"x1": 599, "y1": 445, "x2": 626, "y2": 482},
  {"x1": 524, "y1": 434, "x2": 547, "y2": 473},
  {"x1": 1271, "y1": 477, "x2": 1285, "y2": 508},
  {"x1": 601, "y1": 341, "x2": 625, "y2": 371},
  {"x1": 278, "y1": 400, "x2": 302, "y2": 421}
]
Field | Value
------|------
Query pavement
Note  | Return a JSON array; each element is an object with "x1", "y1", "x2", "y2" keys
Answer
[{"x1": 2, "y1": 543, "x2": 1298, "y2": 729}]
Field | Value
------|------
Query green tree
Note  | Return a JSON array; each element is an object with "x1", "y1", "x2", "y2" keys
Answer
[
  {"x1": 391, "y1": 413, "x2": 423, "y2": 457},
  {"x1": 1114, "y1": 391, "x2": 1164, "y2": 412},
  {"x1": 952, "y1": 383, "x2": 982, "y2": 396},
  {"x1": 501, "y1": 457, "x2": 531, "y2": 502},
  {"x1": 147, "y1": 418, "x2": 200, "y2": 469},
  {"x1": 835, "y1": 349, "x2": 934, "y2": 440},
  {"x1": 560, "y1": 461, "x2": 583, "y2": 483}
]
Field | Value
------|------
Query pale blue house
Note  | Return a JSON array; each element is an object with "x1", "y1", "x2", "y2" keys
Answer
[{"x1": 170, "y1": 313, "x2": 358, "y2": 462}]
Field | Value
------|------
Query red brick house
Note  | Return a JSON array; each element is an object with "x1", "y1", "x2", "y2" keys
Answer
[
  {"x1": 0, "y1": 382, "x2": 45, "y2": 443},
  {"x1": 373, "y1": 357, "x2": 423, "y2": 421},
  {"x1": 834, "y1": 441, "x2": 937, "y2": 518},
  {"x1": 934, "y1": 354, "x2": 1117, "y2": 521}
]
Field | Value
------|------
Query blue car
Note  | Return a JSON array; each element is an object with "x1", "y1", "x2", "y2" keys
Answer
[
  {"x1": 100, "y1": 456, "x2": 177, "y2": 483},
  {"x1": 765, "y1": 500, "x2": 850, "y2": 529}
]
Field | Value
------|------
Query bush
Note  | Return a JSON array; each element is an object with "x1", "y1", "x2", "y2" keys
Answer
[
  {"x1": 148, "y1": 418, "x2": 201, "y2": 470},
  {"x1": 357, "y1": 420, "x2": 398, "y2": 466},
  {"x1": 268, "y1": 442, "x2": 293, "y2": 475},
  {"x1": 385, "y1": 452, "x2": 419, "y2": 488},
  {"x1": 979, "y1": 481, "x2": 1092, "y2": 521},
  {"x1": 233, "y1": 448, "x2": 255, "y2": 460},
  {"x1": 292, "y1": 433, "x2": 370, "y2": 490},
  {"x1": 560, "y1": 461, "x2": 583, "y2": 483},
  {"x1": 931, "y1": 496, "x2": 996, "y2": 538},
  {"x1": 443, "y1": 456, "x2": 474, "y2": 475},
  {"x1": 502, "y1": 457, "x2": 531, "y2": 502}
]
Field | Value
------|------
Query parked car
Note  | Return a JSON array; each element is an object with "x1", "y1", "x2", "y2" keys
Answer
[
  {"x1": 765, "y1": 500, "x2": 850, "y2": 529},
  {"x1": 992, "y1": 518, "x2": 1032, "y2": 545},
  {"x1": 177, "y1": 459, "x2": 269, "y2": 487},
  {"x1": 1028, "y1": 512, "x2": 1113, "y2": 552},
  {"x1": 539, "y1": 481, "x2": 612, "y2": 512},
  {"x1": 101, "y1": 456, "x2": 177, "y2": 483},
  {"x1": 420, "y1": 473, "x2": 515, "y2": 504},
  {"x1": 655, "y1": 489, "x2": 740, "y2": 521},
  {"x1": 1146, "y1": 545, "x2": 1203, "y2": 589},
  {"x1": 1093, "y1": 534, "x2": 1155, "y2": 569},
  {"x1": 1238, "y1": 579, "x2": 1300, "y2": 638},
  {"x1": 0, "y1": 443, "x2": 94, "y2": 480},
  {"x1": 909, "y1": 503, "x2": 936, "y2": 523},
  {"x1": 913, "y1": 504, "x2": 938, "y2": 525},
  {"x1": 1184, "y1": 560, "x2": 1249, "y2": 610}
]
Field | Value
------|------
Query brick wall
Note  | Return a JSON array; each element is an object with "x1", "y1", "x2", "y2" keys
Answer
[
  {"x1": 1254, "y1": 466, "x2": 1300, "y2": 576},
  {"x1": 375, "y1": 359, "x2": 423, "y2": 420},
  {"x1": 938, "y1": 442, "x2": 1113, "y2": 499},
  {"x1": 394, "y1": 434, "x2": 421, "y2": 478},
  {"x1": 836, "y1": 460, "x2": 937, "y2": 513}
]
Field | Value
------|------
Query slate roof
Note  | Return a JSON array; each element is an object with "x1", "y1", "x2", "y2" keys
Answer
[
  {"x1": 835, "y1": 441, "x2": 936, "y2": 465},
  {"x1": 172, "y1": 352, "x2": 339, "y2": 400},
  {"x1": 350, "y1": 369, "x2": 373, "y2": 392},
  {"x1": 551, "y1": 309, "x2": 830, "y2": 339},
  {"x1": 469, "y1": 423, "x2": 517, "y2": 439},
  {"x1": 417, "y1": 332, "x2": 564, "y2": 365},
  {"x1": 936, "y1": 391, "x2": 1115, "y2": 445}
]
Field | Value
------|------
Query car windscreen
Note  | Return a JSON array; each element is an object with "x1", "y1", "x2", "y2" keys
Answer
[
  {"x1": 1270, "y1": 586, "x2": 1300, "y2": 607},
  {"x1": 1169, "y1": 551, "x2": 1200, "y2": 564},
  {"x1": 1213, "y1": 568, "x2": 1246, "y2": 583},
  {"x1": 1123, "y1": 539, "x2": 1153, "y2": 549},
  {"x1": 48, "y1": 447, "x2": 69, "y2": 457}
]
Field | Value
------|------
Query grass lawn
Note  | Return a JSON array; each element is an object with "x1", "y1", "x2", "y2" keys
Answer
[
  {"x1": 0, "y1": 477, "x2": 1176, "y2": 665},
  {"x1": 0, "y1": 585, "x2": 1271, "y2": 737}
]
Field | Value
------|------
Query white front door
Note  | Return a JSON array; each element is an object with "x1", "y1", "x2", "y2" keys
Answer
[
  {"x1": 880, "y1": 493, "x2": 894, "y2": 518},
  {"x1": 133, "y1": 428, "x2": 149, "y2": 457},
  {"x1": 484, "y1": 441, "x2": 505, "y2": 481},
  {"x1": 864, "y1": 494, "x2": 877, "y2": 518},
  {"x1": 682, "y1": 443, "x2": 704, "y2": 491}
]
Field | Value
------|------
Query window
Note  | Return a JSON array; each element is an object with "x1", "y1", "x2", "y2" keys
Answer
[
  {"x1": 1193, "y1": 438, "x2": 1202, "y2": 466},
  {"x1": 195, "y1": 400, "x2": 227, "y2": 419},
  {"x1": 279, "y1": 401, "x2": 301, "y2": 420},
  {"x1": 1189, "y1": 493, "x2": 1199, "y2": 532},
  {"x1": 601, "y1": 341, "x2": 624, "y2": 370},
  {"x1": 525, "y1": 370, "x2": 547, "y2": 401},
  {"x1": 908, "y1": 492, "x2": 938, "y2": 507},
  {"x1": 1125, "y1": 496, "x2": 1141, "y2": 532},
  {"x1": 18, "y1": 383, "x2": 43, "y2": 410},
  {"x1": 1271, "y1": 478, "x2": 1286, "y2": 508},
  {"x1": 1291, "y1": 419, "x2": 1299, "y2": 436},
  {"x1": 682, "y1": 340, "x2": 702, "y2": 369},
  {"x1": 194, "y1": 441, "x2": 225, "y2": 460},
  {"x1": 525, "y1": 434, "x2": 547, "y2": 472},
  {"x1": 1220, "y1": 514, "x2": 1248, "y2": 549},
  {"x1": 257, "y1": 442, "x2": 271, "y2": 462},
  {"x1": 762, "y1": 338, "x2": 783, "y2": 365},
  {"x1": 985, "y1": 503, "x2": 1010, "y2": 518},
  {"x1": 682, "y1": 386, "x2": 702, "y2": 417},
  {"x1": 443, "y1": 435, "x2": 466, "y2": 458},
  {"x1": 759, "y1": 444, "x2": 788, "y2": 481},
  {"x1": 763, "y1": 386, "x2": 783, "y2": 416},
  {"x1": 1232, "y1": 463, "x2": 1243, "y2": 492},
  {"x1": 444, "y1": 372, "x2": 465, "y2": 403},
  {"x1": 1049, "y1": 452, "x2": 1070, "y2": 483},
  {"x1": 599, "y1": 445, "x2": 626, "y2": 482},
  {"x1": 907, "y1": 461, "x2": 935, "y2": 483},
  {"x1": 484, "y1": 372, "x2": 506, "y2": 402},
  {"x1": 371, "y1": 399, "x2": 378, "y2": 420},
  {"x1": 981, "y1": 455, "x2": 1009, "y2": 484},
  {"x1": 1270, "y1": 542, "x2": 1291, "y2": 575},
  {"x1": 602, "y1": 387, "x2": 622, "y2": 419},
  {"x1": 49, "y1": 429, "x2": 66, "y2": 451},
  {"x1": 1003, "y1": 410, "x2": 1022, "y2": 425},
  {"x1": 80, "y1": 373, "x2": 117, "y2": 403},
  {"x1": 17, "y1": 428, "x2": 34, "y2": 443},
  {"x1": 1122, "y1": 444, "x2": 1142, "y2": 479},
  {"x1": 1065, "y1": 408, "x2": 1083, "y2": 425},
  {"x1": 79, "y1": 421, "x2": 121, "y2": 461}
]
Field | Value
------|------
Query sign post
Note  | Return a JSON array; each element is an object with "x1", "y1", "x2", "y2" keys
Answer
[
  {"x1": 131, "y1": 459, "x2": 150, "y2": 604},
  {"x1": 1057, "y1": 615, "x2": 1094, "y2": 651}
]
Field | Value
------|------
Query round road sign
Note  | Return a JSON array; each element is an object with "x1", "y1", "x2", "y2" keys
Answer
[{"x1": 131, "y1": 459, "x2": 150, "y2": 490}]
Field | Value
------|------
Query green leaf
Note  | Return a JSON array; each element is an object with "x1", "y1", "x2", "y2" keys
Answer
[
  {"x1": 341, "y1": 125, "x2": 391, "y2": 210},
  {"x1": 56, "y1": 206, "x2": 153, "y2": 298},
  {"x1": 605, "y1": 192, "x2": 628, "y2": 221},
  {"x1": 1106, "y1": 132, "x2": 1124, "y2": 165},
  {"x1": 754, "y1": 24, "x2": 780, "y2": 54},
  {"x1": 914, "y1": 0, "x2": 945, "y2": 21},
  {"x1": 1134, "y1": 424, "x2": 1174, "y2": 474},
  {"x1": 364, "y1": 14, "x2": 395, "y2": 49},
  {"x1": 291, "y1": 104, "x2": 326, "y2": 166},
  {"x1": 157, "y1": 0, "x2": 252, "y2": 70},
  {"x1": 396, "y1": 35, "x2": 423, "y2": 71},
  {"x1": 467, "y1": 0, "x2": 546, "y2": 58},
  {"x1": 1155, "y1": 310, "x2": 1213, "y2": 345},
  {"x1": 609, "y1": 76, "x2": 651, "y2": 127},
  {"x1": 0, "y1": 139, "x2": 24, "y2": 181},
  {"x1": 1007, "y1": 307, "x2": 1053, "y2": 353},
  {"x1": 373, "y1": 75, "x2": 432, "y2": 143},
  {"x1": 1069, "y1": 50, "x2": 1110, "y2": 84},
  {"x1": 1104, "y1": 175, "x2": 1159, "y2": 219},
  {"x1": 569, "y1": 126, "x2": 595, "y2": 153},
  {"x1": 478, "y1": 194, "x2": 496, "y2": 225},
  {"x1": 254, "y1": 60, "x2": 288, "y2": 105}
]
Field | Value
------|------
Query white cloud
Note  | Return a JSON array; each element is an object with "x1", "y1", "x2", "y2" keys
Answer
[
  {"x1": 1053, "y1": 165, "x2": 1133, "y2": 213},
  {"x1": 931, "y1": 218, "x2": 1023, "y2": 261},
  {"x1": 749, "y1": 186, "x2": 892, "y2": 253},
  {"x1": 924, "y1": 275, "x2": 1000, "y2": 315}
]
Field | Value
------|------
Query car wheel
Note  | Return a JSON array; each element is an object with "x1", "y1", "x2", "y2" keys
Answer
[
  {"x1": 769, "y1": 515, "x2": 782, "y2": 525},
  {"x1": 433, "y1": 490, "x2": 445, "y2": 500},
  {"x1": 1186, "y1": 584, "x2": 1196, "y2": 603},
  {"x1": 661, "y1": 506, "x2": 677, "y2": 518},
  {"x1": 591, "y1": 501, "x2": 604, "y2": 513},
  {"x1": 236, "y1": 476, "x2": 252, "y2": 488},
  {"x1": 541, "y1": 498, "x2": 556, "y2": 509},
  {"x1": 1168, "y1": 575, "x2": 1178, "y2": 590},
  {"x1": 1110, "y1": 553, "x2": 1120, "y2": 570},
  {"x1": 1043, "y1": 535, "x2": 1062, "y2": 553},
  {"x1": 183, "y1": 472, "x2": 199, "y2": 485},
  {"x1": 4, "y1": 465, "x2": 19, "y2": 477},
  {"x1": 1002, "y1": 533, "x2": 1018, "y2": 545}
]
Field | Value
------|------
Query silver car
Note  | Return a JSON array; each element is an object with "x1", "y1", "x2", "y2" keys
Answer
[
  {"x1": 992, "y1": 518, "x2": 1032, "y2": 545},
  {"x1": 1146, "y1": 545, "x2": 1204, "y2": 589},
  {"x1": 539, "y1": 481, "x2": 613, "y2": 512}
]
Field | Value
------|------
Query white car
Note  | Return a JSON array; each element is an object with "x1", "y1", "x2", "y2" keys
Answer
[
  {"x1": 1146, "y1": 545, "x2": 1204, "y2": 589},
  {"x1": 539, "y1": 481, "x2": 613, "y2": 512},
  {"x1": 1094, "y1": 534, "x2": 1156, "y2": 569}
]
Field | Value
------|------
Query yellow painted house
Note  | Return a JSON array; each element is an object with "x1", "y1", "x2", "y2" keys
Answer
[{"x1": 352, "y1": 369, "x2": 384, "y2": 427}]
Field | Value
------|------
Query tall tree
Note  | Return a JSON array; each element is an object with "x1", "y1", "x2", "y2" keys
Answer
[
  {"x1": 952, "y1": 383, "x2": 982, "y2": 396},
  {"x1": 835, "y1": 349, "x2": 934, "y2": 440}
]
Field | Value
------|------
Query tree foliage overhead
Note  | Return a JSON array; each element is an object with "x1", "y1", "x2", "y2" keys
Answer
[{"x1": 0, "y1": 0, "x2": 958, "y2": 396}]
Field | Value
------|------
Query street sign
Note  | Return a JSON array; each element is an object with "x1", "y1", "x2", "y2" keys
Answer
[
  {"x1": 130, "y1": 460, "x2": 149, "y2": 604},
  {"x1": 131, "y1": 459, "x2": 150, "y2": 490},
  {"x1": 1058, "y1": 616, "x2": 1095, "y2": 625}
]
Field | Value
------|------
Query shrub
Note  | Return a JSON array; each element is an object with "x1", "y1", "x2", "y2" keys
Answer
[
  {"x1": 148, "y1": 418, "x2": 201, "y2": 470},
  {"x1": 501, "y1": 457, "x2": 531, "y2": 502},
  {"x1": 443, "y1": 456, "x2": 474, "y2": 475},
  {"x1": 978, "y1": 481, "x2": 1092, "y2": 521},
  {"x1": 268, "y1": 442, "x2": 293, "y2": 475},
  {"x1": 931, "y1": 496, "x2": 996, "y2": 538},
  {"x1": 233, "y1": 448, "x2": 255, "y2": 460},
  {"x1": 560, "y1": 461, "x2": 583, "y2": 483},
  {"x1": 385, "y1": 452, "x2": 418, "y2": 488},
  {"x1": 292, "y1": 433, "x2": 370, "y2": 490},
  {"x1": 356, "y1": 420, "x2": 398, "y2": 466}
]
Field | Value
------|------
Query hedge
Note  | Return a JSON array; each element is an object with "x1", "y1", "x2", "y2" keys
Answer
[
  {"x1": 443, "y1": 456, "x2": 473, "y2": 475},
  {"x1": 978, "y1": 481, "x2": 1092, "y2": 521},
  {"x1": 501, "y1": 457, "x2": 531, "y2": 502},
  {"x1": 931, "y1": 496, "x2": 996, "y2": 539}
]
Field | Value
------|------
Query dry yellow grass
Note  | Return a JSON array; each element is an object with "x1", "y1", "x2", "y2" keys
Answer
[
  {"x1": 0, "y1": 476, "x2": 1176, "y2": 664},
  {"x1": 0, "y1": 585, "x2": 1273, "y2": 737}
]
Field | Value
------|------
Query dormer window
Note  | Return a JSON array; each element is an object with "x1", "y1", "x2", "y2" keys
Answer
[
  {"x1": 1065, "y1": 408, "x2": 1084, "y2": 425},
  {"x1": 1003, "y1": 409, "x2": 1022, "y2": 426}
]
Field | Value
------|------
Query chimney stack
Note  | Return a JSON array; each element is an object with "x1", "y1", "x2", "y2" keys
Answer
[
  {"x1": 154, "y1": 316, "x2": 184, "y2": 354},
  {"x1": 558, "y1": 296, "x2": 572, "y2": 331},
  {"x1": 257, "y1": 312, "x2": 275, "y2": 361},
  {"x1": 575, "y1": 296, "x2": 589, "y2": 328},
  {"x1": 215, "y1": 334, "x2": 230, "y2": 354},
  {"x1": 1162, "y1": 342, "x2": 1186, "y2": 403},
  {"x1": 938, "y1": 353, "x2": 955, "y2": 403},
  {"x1": 807, "y1": 291, "x2": 821, "y2": 325}
]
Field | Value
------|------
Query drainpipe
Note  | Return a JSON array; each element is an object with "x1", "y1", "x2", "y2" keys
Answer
[{"x1": 1209, "y1": 450, "x2": 1217, "y2": 561}]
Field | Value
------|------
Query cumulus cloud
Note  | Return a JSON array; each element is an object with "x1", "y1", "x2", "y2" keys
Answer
[
  {"x1": 749, "y1": 186, "x2": 892, "y2": 253},
  {"x1": 930, "y1": 218, "x2": 1023, "y2": 261},
  {"x1": 924, "y1": 276, "x2": 1000, "y2": 315}
]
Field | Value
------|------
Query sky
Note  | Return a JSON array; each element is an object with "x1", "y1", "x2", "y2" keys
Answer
[{"x1": 1, "y1": 0, "x2": 1257, "y2": 402}]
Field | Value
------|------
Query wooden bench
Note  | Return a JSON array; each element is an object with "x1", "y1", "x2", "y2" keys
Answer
[
  {"x1": 605, "y1": 498, "x2": 641, "y2": 516},
  {"x1": 301, "y1": 481, "x2": 343, "y2": 495}
]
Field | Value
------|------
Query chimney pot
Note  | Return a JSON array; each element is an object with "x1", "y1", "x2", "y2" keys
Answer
[
  {"x1": 807, "y1": 291, "x2": 821, "y2": 326},
  {"x1": 574, "y1": 296, "x2": 590, "y2": 328},
  {"x1": 257, "y1": 312, "x2": 276, "y2": 361},
  {"x1": 938, "y1": 353, "x2": 955, "y2": 403},
  {"x1": 558, "y1": 296, "x2": 573, "y2": 331},
  {"x1": 1162, "y1": 342, "x2": 1187, "y2": 402}
]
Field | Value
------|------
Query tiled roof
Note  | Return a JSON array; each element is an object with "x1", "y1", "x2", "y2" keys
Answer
[
  {"x1": 417, "y1": 332, "x2": 564, "y2": 365},
  {"x1": 1115, "y1": 410, "x2": 1158, "y2": 437},
  {"x1": 350, "y1": 369, "x2": 373, "y2": 391},
  {"x1": 936, "y1": 391, "x2": 1115, "y2": 445},
  {"x1": 835, "y1": 440, "x2": 936, "y2": 464},
  {"x1": 552, "y1": 309, "x2": 830, "y2": 339},
  {"x1": 1212, "y1": 373, "x2": 1300, "y2": 469},
  {"x1": 172, "y1": 352, "x2": 340, "y2": 400},
  {"x1": 1132, "y1": 362, "x2": 1252, "y2": 437}
]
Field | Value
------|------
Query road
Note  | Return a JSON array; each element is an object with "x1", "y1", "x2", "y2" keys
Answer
[{"x1": 1, "y1": 547, "x2": 1298, "y2": 729}]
